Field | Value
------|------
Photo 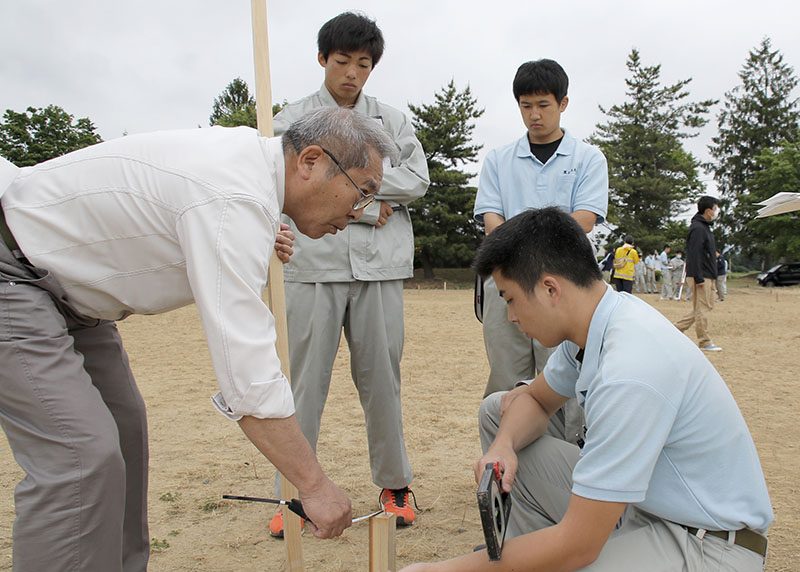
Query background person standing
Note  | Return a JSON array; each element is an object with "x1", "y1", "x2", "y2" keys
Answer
[
  {"x1": 644, "y1": 250, "x2": 658, "y2": 293},
  {"x1": 612, "y1": 235, "x2": 638, "y2": 294},
  {"x1": 659, "y1": 245, "x2": 673, "y2": 300},
  {"x1": 716, "y1": 250, "x2": 728, "y2": 301},
  {"x1": 474, "y1": 58, "x2": 608, "y2": 446},
  {"x1": 674, "y1": 196, "x2": 722, "y2": 351},
  {"x1": 270, "y1": 12, "x2": 430, "y2": 534}
]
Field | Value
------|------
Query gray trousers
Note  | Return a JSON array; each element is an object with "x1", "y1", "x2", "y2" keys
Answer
[
  {"x1": 0, "y1": 245, "x2": 149, "y2": 572},
  {"x1": 481, "y1": 276, "x2": 584, "y2": 445},
  {"x1": 716, "y1": 275, "x2": 728, "y2": 301},
  {"x1": 661, "y1": 269, "x2": 674, "y2": 299},
  {"x1": 645, "y1": 268, "x2": 657, "y2": 293},
  {"x1": 479, "y1": 393, "x2": 765, "y2": 571},
  {"x1": 276, "y1": 280, "x2": 412, "y2": 491}
]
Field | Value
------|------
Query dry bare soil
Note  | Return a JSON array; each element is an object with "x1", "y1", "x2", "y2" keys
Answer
[{"x1": 1, "y1": 281, "x2": 798, "y2": 571}]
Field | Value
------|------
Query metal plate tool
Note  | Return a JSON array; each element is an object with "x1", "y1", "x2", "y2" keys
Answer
[{"x1": 476, "y1": 462, "x2": 512, "y2": 561}]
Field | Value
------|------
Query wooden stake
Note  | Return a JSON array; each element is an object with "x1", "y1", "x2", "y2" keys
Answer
[
  {"x1": 250, "y1": 1, "x2": 303, "y2": 570},
  {"x1": 369, "y1": 513, "x2": 397, "y2": 572}
]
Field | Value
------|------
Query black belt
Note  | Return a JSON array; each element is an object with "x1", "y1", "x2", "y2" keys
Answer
[
  {"x1": 686, "y1": 526, "x2": 768, "y2": 558},
  {"x1": 0, "y1": 200, "x2": 22, "y2": 256}
]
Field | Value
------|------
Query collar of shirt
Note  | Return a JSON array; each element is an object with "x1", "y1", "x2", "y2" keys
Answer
[
  {"x1": 515, "y1": 127, "x2": 577, "y2": 160},
  {"x1": 575, "y1": 285, "x2": 621, "y2": 392},
  {"x1": 259, "y1": 136, "x2": 286, "y2": 212},
  {"x1": 318, "y1": 84, "x2": 369, "y2": 115}
]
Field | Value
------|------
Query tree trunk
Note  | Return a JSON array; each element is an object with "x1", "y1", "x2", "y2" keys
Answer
[{"x1": 420, "y1": 253, "x2": 436, "y2": 280}]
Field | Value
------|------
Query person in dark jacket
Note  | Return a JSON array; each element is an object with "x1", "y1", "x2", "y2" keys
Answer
[{"x1": 674, "y1": 196, "x2": 721, "y2": 351}]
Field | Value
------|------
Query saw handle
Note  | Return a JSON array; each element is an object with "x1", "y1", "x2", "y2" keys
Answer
[{"x1": 286, "y1": 498, "x2": 311, "y2": 523}]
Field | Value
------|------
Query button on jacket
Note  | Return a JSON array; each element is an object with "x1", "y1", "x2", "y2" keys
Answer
[
  {"x1": 274, "y1": 85, "x2": 429, "y2": 283},
  {"x1": 1, "y1": 127, "x2": 295, "y2": 420}
]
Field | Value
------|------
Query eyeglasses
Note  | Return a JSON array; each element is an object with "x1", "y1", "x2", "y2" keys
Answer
[{"x1": 320, "y1": 147, "x2": 375, "y2": 211}]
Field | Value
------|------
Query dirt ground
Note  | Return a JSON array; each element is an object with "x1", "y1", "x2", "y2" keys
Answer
[{"x1": 1, "y1": 280, "x2": 798, "y2": 571}]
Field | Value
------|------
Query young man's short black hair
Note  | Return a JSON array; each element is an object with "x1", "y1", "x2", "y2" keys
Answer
[
  {"x1": 473, "y1": 207, "x2": 602, "y2": 292},
  {"x1": 317, "y1": 12, "x2": 385, "y2": 66},
  {"x1": 624, "y1": 234, "x2": 635, "y2": 245},
  {"x1": 512, "y1": 59, "x2": 569, "y2": 102},
  {"x1": 697, "y1": 195, "x2": 720, "y2": 214}
]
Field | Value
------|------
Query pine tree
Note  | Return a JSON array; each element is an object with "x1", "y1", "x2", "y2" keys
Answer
[
  {"x1": 747, "y1": 134, "x2": 800, "y2": 264},
  {"x1": 407, "y1": 81, "x2": 484, "y2": 278},
  {"x1": 209, "y1": 78, "x2": 284, "y2": 128},
  {"x1": 590, "y1": 49, "x2": 715, "y2": 253},
  {"x1": 709, "y1": 37, "x2": 799, "y2": 261}
]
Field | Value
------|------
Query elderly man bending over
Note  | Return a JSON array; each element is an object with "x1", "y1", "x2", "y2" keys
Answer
[{"x1": 0, "y1": 107, "x2": 395, "y2": 572}]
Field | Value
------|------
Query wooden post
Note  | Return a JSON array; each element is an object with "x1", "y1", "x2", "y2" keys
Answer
[
  {"x1": 250, "y1": 1, "x2": 304, "y2": 570},
  {"x1": 369, "y1": 513, "x2": 397, "y2": 572}
]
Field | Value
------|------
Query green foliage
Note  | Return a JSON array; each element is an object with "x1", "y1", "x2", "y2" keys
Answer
[
  {"x1": 0, "y1": 105, "x2": 102, "y2": 167},
  {"x1": 590, "y1": 49, "x2": 715, "y2": 253},
  {"x1": 745, "y1": 135, "x2": 800, "y2": 263},
  {"x1": 209, "y1": 77, "x2": 285, "y2": 128},
  {"x1": 150, "y1": 538, "x2": 170, "y2": 552},
  {"x1": 709, "y1": 37, "x2": 799, "y2": 261},
  {"x1": 407, "y1": 81, "x2": 484, "y2": 278}
]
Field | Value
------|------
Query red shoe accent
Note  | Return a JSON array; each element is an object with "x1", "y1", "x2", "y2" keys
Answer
[
  {"x1": 380, "y1": 488, "x2": 416, "y2": 526},
  {"x1": 269, "y1": 510, "x2": 305, "y2": 539}
]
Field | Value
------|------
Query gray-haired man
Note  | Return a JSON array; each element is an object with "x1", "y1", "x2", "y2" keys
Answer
[{"x1": 0, "y1": 107, "x2": 394, "y2": 571}]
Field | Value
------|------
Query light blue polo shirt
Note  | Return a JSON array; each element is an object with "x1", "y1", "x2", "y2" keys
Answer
[
  {"x1": 544, "y1": 286, "x2": 773, "y2": 533},
  {"x1": 474, "y1": 129, "x2": 608, "y2": 224}
]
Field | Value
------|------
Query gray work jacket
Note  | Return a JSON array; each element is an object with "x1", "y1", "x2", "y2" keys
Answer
[{"x1": 274, "y1": 85, "x2": 430, "y2": 282}]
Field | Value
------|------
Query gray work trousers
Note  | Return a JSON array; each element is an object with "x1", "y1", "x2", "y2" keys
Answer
[
  {"x1": 479, "y1": 393, "x2": 765, "y2": 571},
  {"x1": 275, "y1": 280, "x2": 412, "y2": 491},
  {"x1": 0, "y1": 244, "x2": 149, "y2": 572},
  {"x1": 481, "y1": 276, "x2": 585, "y2": 445},
  {"x1": 661, "y1": 269, "x2": 674, "y2": 299}
]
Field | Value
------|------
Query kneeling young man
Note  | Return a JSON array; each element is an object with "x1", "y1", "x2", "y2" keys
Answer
[{"x1": 401, "y1": 208, "x2": 772, "y2": 572}]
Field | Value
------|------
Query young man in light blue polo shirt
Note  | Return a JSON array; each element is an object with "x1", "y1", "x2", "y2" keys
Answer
[
  {"x1": 400, "y1": 208, "x2": 772, "y2": 572},
  {"x1": 474, "y1": 59, "x2": 608, "y2": 446}
]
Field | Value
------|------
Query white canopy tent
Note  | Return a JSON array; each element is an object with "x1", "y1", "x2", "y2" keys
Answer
[{"x1": 754, "y1": 192, "x2": 800, "y2": 218}]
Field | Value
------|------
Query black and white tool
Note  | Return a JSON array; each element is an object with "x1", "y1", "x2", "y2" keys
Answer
[{"x1": 476, "y1": 462, "x2": 512, "y2": 561}]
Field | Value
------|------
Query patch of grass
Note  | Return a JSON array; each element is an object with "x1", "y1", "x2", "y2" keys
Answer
[
  {"x1": 159, "y1": 492, "x2": 180, "y2": 502},
  {"x1": 151, "y1": 538, "x2": 170, "y2": 552},
  {"x1": 200, "y1": 499, "x2": 222, "y2": 513}
]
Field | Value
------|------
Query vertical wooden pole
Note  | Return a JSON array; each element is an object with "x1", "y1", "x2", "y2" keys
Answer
[
  {"x1": 249, "y1": 1, "x2": 303, "y2": 570},
  {"x1": 369, "y1": 513, "x2": 397, "y2": 572}
]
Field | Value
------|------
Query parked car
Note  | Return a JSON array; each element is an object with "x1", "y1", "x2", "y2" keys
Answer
[{"x1": 757, "y1": 262, "x2": 800, "y2": 286}]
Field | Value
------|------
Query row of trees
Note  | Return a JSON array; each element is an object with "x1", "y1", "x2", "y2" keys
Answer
[{"x1": 3, "y1": 38, "x2": 798, "y2": 272}]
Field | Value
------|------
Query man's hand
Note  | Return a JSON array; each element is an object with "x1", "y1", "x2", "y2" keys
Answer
[
  {"x1": 500, "y1": 383, "x2": 531, "y2": 417},
  {"x1": 298, "y1": 476, "x2": 352, "y2": 539},
  {"x1": 473, "y1": 442, "x2": 518, "y2": 494},
  {"x1": 274, "y1": 222, "x2": 295, "y2": 263},
  {"x1": 374, "y1": 201, "x2": 394, "y2": 228}
]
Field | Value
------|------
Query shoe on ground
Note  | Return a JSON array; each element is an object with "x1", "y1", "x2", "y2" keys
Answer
[
  {"x1": 701, "y1": 343, "x2": 723, "y2": 352},
  {"x1": 380, "y1": 487, "x2": 416, "y2": 526},
  {"x1": 269, "y1": 509, "x2": 305, "y2": 539}
]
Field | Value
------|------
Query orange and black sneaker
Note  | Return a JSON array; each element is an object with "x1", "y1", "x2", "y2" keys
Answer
[
  {"x1": 379, "y1": 487, "x2": 417, "y2": 527},
  {"x1": 269, "y1": 509, "x2": 305, "y2": 539}
]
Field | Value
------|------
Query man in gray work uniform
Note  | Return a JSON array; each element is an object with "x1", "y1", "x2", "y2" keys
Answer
[{"x1": 269, "y1": 12, "x2": 429, "y2": 536}]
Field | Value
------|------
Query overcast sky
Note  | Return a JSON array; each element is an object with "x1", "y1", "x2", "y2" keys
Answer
[{"x1": 2, "y1": 0, "x2": 799, "y2": 189}]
